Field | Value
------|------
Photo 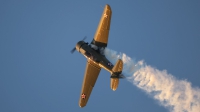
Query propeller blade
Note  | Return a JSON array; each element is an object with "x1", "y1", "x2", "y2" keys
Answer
[
  {"x1": 82, "y1": 36, "x2": 87, "y2": 41},
  {"x1": 71, "y1": 47, "x2": 76, "y2": 54}
]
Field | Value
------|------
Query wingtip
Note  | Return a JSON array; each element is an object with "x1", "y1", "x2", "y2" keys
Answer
[
  {"x1": 105, "y1": 4, "x2": 111, "y2": 9},
  {"x1": 105, "y1": 4, "x2": 110, "y2": 7},
  {"x1": 79, "y1": 106, "x2": 84, "y2": 108},
  {"x1": 112, "y1": 88, "x2": 117, "y2": 91},
  {"x1": 79, "y1": 104, "x2": 85, "y2": 108}
]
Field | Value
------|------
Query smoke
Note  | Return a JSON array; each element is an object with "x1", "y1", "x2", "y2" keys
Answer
[{"x1": 104, "y1": 48, "x2": 200, "y2": 112}]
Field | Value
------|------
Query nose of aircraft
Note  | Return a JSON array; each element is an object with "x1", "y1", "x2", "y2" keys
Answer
[
  {"x1": 75, "y1": 41, "x2": 85, "y2": 52},
  {"x1": 70, "y1": 36, "x2": 87, "y2": 54}
]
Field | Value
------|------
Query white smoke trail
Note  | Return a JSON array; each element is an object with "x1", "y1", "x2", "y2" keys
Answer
[{"x1": 104, "y1": 48, "x2": 200, "y2": 112}]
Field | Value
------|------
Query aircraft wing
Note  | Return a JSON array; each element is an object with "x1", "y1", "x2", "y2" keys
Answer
[
  {"x1": 79, "y1": 59, "x2": 101, "y2": 107},
  {"x1": 91, "y1": 4, "x2": 112, "y2": 47}
]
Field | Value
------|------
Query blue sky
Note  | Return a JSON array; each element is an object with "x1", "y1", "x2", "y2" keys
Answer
[{"x1": 1, "y1": 0, "x2": 200, "y2": 112}]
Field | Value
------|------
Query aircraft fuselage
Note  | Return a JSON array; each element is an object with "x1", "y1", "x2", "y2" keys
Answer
[{"x1": 76, "y1": 41, "x2": 114, "y2": 74}]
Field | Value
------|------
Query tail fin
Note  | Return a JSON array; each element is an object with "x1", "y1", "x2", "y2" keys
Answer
[{"x1": 111, "y1": 59, "x2": 124, "y2": 78}]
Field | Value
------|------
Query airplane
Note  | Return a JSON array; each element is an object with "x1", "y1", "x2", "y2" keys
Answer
[{"x1": 71, "y1": 4, "x2": 124, "y2": 108}]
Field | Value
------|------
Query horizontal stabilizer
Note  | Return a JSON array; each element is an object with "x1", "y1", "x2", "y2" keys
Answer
[
  {"x1": 112, "y1": 59, "x2": 123, "y2": 74},
  {"x1": 110, "y1": 78, "x2": 119, "y2": 91},
  {"x1": 110, "y1": 59, "x2": 123, "y2": 91}
]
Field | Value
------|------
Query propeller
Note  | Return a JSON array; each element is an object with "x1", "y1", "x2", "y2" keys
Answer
[
  {"x1": 71, "y1": 36, "x2": 87, "y2": 54},
  {"x1": 70, "y1": 47, "x2": 76, "y2": 54},
  {"x1": 82, "y1": 36, "x2": 87, "y2": 41}
]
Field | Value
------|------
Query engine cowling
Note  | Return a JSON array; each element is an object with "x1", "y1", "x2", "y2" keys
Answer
[
  {"x1": 75, "y1": 41, "x2": 86, "y2": 52},
  {"x1": 110, "y1": 78, "x2": 119, "y2": 91}
]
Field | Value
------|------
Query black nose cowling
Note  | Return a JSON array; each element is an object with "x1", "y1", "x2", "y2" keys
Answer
[
  {"x1": 76, "y1": 41, "x2": 86, "y2": 52},
  {"x1": 70, "y1": 36, "x2": 87, "y2": 54}
]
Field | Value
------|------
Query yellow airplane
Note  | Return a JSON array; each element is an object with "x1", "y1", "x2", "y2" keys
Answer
[{"x1": 71, "y1": 4, "x2": 124, "y2": 108}]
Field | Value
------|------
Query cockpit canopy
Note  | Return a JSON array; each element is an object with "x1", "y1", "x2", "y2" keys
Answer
[
  {"x1": 90, "y1": 44, "x2": 105, "y2": 55},
  {"x1": 90, "y1": 44, "x2": 98, "y2": 50}
]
